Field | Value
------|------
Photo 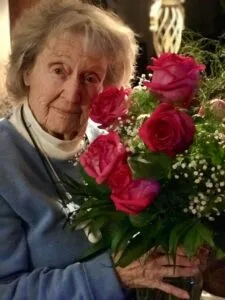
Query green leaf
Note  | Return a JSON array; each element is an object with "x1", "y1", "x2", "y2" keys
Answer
[
  {"x1": 183, "y1": 222, "x2": 214, "y2": 257},
  {"x1": 79, "y1": 165, "x2": 111, "y2": 196},
  {"x1": 216, "y1": 248, "x2": 225, "y2": 259},
  {"x1": 78, "y1": 198, "x2": 112, "y2": 210},
  {"x1": 129, "y1": 152, "x2": 172, "y2": 180},
  {"x1": 73, "y1": 210, "x2": 125, "y2": 230},
  {"x1": 110, "y1": 221, "x2": 133, "y2": 255},
  {"x1": 129, "y1": 211, "x2": 154, "y2": 228},
  {"x1": 89, "y1": 216, "x2": 109, "y2": 235},
  {"x1": 116, "y1": 234, "x2": 149, "y2": 267},
  {"x1": 197, "y1": 223, "x2": 215, "y2": 247},
  {"x1": 169, "y1": 220, "x2": 196, "y2": 256}
]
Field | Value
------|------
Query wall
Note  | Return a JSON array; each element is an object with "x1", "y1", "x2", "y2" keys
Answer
[
  {"x1": 0, "y1": 0, "x2": 11, "y2": 117},
  {"x1": 0, "y1": 0, "x2": 10, "y2": 63}
]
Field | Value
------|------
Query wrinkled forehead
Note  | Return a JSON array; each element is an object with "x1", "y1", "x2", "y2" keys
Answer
[
  {"x1": 36, "y1": 33, "x2": 109, "y2": 77},
  {"x1": 43, "y1": 31, "x2": 112, "y2": 63}
]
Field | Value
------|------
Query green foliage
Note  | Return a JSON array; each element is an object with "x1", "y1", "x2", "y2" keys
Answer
[
  {"x1": 129, "y1": 211, "x2": 155, "y2": 228},
  {"x1": 79, "y1": 165, "x2": 111, "y2": 198},
  {"x1": 169, "y1": 220, "x2": 196, "y2": 257},
  {"x1": 189, "y1": 113, "x2": 225, "y2": 166},
  {"x1": 130, "y1": 89, "x2": 157, "y2": 116},
  {"x1": 181, "y1": 30, "x2": 225, "y2": 102},
  {"x1": 110, "y1": 219, "x2": 135, "y2": 255},
  {"x1": 63, "y1": 32, "x2": 225, "y2": 268},
  {"x1": 129, "y1": 152, "x2": 172, "y2": 180},
  {"x1": 182, "y1": 222, "x2": 214, "y2": 257},
  {"x1": 116, "y1": 233, "x2": 150, "y2": 267}
]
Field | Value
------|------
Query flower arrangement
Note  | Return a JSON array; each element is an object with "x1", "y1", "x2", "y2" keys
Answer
[{"x1": 65, "y1": 51, "x2": 225, "y2": 268}]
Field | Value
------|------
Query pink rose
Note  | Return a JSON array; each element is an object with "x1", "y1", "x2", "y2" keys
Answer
[
  {"x1": 90, "y1": 86, "x2": 128, "y2": 129},
  {"x1": 210, "y1": 99, "x2": 225, "y2": 120},
  {"x1": 145, "y1": 53, "x2": 205, "y2": 108},
  {"x1": 80, "y1": 132, "x2": 127, "y2": 184},
  {"x1": 111, "y1": 179, "x2": 160, "y2": 215},
  {"x1": 107, "y1": 162, "x2": 132, "y2": 192},
  {"x1": 139, "y1": 103, "x2": 195, "y2": 157}
]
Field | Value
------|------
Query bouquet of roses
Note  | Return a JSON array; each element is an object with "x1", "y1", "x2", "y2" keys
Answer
[{"x1": 65, "y1": 53, "x2": 225, "y2": 267}]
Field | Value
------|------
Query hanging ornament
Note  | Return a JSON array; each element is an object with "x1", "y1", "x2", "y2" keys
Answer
[{"x1": 149, "y1": 0, "x2": 185, "y2": 55}]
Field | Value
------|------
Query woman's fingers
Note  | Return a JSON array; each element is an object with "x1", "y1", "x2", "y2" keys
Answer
[
  {"x1": 120, "y1": 271, "x2": 191, "y2": 299},
  {"x1": 154, "y1": 281, "x2": 190, "y2": 299},
  {"x1": 150, "y1": 255, "x2": 200, "y2": 267},
  {"x1": 115, "y1": 251, "x2": 201, "y2": 298},
  {"x1": 155, "y1": 254, "x2": 200, "y2": 267},
  {"x1": 144, "y1": 265, "x2": 199, "y2": 279},
  {"x1": 161, "y1": 266, "x2": 199, "y2": 278},
  {"x1": 176, "y1": 255, "x2": 200, "y2": 267}
]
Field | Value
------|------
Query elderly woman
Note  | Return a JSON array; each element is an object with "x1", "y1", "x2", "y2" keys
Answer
[{"x1": 0, "y1": 0, "x2": 200, "y2": 299}]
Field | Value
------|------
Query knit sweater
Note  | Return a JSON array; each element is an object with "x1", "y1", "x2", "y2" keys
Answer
[{"x1": 0, "y1": 118, "x2": 126, "y2": 300}]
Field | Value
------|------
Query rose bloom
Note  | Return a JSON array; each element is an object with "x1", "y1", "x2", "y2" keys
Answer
[
  {"x1": 145, "y1": 53, "x2": 205, "y2": 108},
  {"x1": 210, "y1": 99, "x2": 225, "y2": 120},
  {"x1": 111, "y1": 179, "x2": 160, "y2": 215},
  {"x1": 139, "y1": 103, "x2": 195, "y2": 157},
  {"x1": 107, "y1": 162, "x2": 132, "y2": 192},
  {"x1": 80, "y1": 132, "x2": 128, "y2": 184},
  {"x1": 90, "y1": 86, "x2": 129, "y2": 129}
]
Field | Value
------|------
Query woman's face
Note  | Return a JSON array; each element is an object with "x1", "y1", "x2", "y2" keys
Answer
[{"x1": 24, "y1": 34, "x2": 108, "y2": 140}]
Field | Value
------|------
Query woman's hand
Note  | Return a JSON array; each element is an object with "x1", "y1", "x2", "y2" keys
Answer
[{"x1": 114, "y1": 249, "x2": 200, "y2": 299}]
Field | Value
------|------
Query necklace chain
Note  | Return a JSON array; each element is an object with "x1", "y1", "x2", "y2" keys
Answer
[{"x1": 20, "y1": 105, "x2": 80, "y2": 216}]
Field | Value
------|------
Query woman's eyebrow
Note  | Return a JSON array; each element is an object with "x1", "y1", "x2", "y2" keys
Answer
[{"x1": 86, "y1": 64, "x2": 107, "y2": 74}]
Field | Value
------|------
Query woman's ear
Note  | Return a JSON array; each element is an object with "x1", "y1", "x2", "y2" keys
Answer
[{"x1": 23, "y1": 69, "x2": 30, "y2": 87}]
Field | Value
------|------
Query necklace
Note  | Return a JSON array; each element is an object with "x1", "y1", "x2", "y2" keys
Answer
[{"x1": 20, "y1": 104, "x2": 80, "y2": 218}]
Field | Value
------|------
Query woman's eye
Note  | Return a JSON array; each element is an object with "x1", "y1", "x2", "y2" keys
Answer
[
  {"x1": 52, "y1": 66, "x2": 66, "y2": 77},
  {"x1": 84, "y1": 74, "x2": 100, "y2": 84},
  {"x1": 54, "y1": 68, "x2": 64, "y2": 75}
]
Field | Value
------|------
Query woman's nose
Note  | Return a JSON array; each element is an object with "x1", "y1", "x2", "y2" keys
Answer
[{"x1": 63, "y1": 77, "x2": 81, "y2": 104}]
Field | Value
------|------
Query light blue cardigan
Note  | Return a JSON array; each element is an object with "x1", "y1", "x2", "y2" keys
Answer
[{"x1": 0, "y1": 119, "x2": 127, "y2": 300}]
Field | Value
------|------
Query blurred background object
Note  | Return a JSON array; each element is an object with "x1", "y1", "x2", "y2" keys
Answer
[{"x1": 149, "y1": 0, "x2": 185, "y2": 55}]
